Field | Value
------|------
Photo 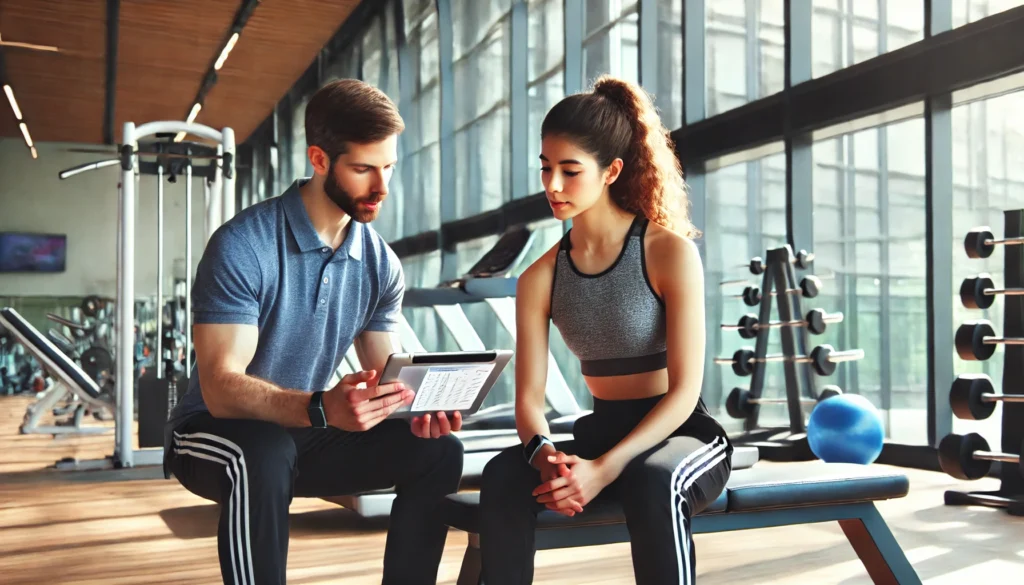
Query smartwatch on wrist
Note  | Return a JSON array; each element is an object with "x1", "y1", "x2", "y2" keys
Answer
[
  {"x1": 523, "y1": 434, "x2": 554, "y2": 467},
  {"x1": 307, "y1": 391, "x2": 327, "y2": 429}
]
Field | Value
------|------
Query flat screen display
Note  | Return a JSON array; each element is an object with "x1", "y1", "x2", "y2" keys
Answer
[{"x1": 0, "y1": 233, "x2": 67, "y2": 273}]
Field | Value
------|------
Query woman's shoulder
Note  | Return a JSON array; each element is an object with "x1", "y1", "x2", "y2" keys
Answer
[
  {"x1": 516, "y1": 240, "x2": 562, "y2": 297},
  {"x1": 643, "y1": 220, "x2": 703, "y2": 281}
]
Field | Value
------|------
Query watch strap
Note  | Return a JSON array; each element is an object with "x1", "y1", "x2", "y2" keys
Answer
[{"x1": 308, "y1": 391, "x2": 327, "y2": 429}]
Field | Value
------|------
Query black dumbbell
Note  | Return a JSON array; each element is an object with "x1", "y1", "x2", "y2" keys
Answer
[
  {"x1": 954, "y1": 320, "x2": 1024, "y2": 361},
  {"x1": 715, "y1": 344, "x2": 864, "y2": 377},
  {"x1": 725, "y1": 385, "x2": 843, "y2": 419},
  {"x1": 747, "y1": 250, "x2": 814, "y2": 275},
  {"x1": 964, "y1": 227, "x2": 1024, "y2": 259},
  {"x1": 722, "y1": 308, "x2": 844, "y2": 339},
  {"x1": 950, "y1": 373, "x2": 1024, "y2": 421},
  {"x1": 960, "y1": 273, "x2": 1024, "y2": 310},
  {"x1": 740, "y1": 276, "x2": 822, "y2": 307},
  {"x1": 938, "y1": 432, "x2": 1023, "y2": 481}
]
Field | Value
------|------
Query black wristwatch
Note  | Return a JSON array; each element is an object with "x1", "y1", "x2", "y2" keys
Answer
[
  {"x1": 523, "y1": 434, "x2": 554, "y2": 467},
  {"x1": 307, "y1": 391, "x2": 327, "y2": 429}
]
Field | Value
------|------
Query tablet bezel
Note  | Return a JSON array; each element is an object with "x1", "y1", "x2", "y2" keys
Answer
[{"x1": 379, "y1": 350, "x2": 514, "y2": 419}]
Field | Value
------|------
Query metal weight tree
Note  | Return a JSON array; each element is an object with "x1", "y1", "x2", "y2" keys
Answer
[
  {"x1": 715, "y1": 245, "x2": 864, "y2": 460},
  {"x1": 55, "y1": 121, "x2": 236, "y2": 469},
  {"x1": 939, "y1": 209, "x2": 1024, "y2": 515}
]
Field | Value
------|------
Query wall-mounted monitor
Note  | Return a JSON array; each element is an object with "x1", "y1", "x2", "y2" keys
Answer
[{"x1": 0, "y1": 232, "x2": 67, "y2": 273}]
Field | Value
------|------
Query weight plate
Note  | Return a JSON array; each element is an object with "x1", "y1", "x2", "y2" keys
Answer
[
  {"x1": 726, "y1": 388, "x2": 750, "y2": 419},
  {"x1": 80, "y1": 347, "x2": 114, "y2": 384},
  {"x1": 818, "y1": 385, "x2": 843, "y2": 401},
  {"x1": 960, "y1": 275, "x2": 995, "y2": 310},
  {"x1": 743, "y1": 287, "x2": 761, "y2": 307},
  {"x1": 81, "y1": 295, "x2": 103, "y2": 318},
  {"x1": 800, "y1": 276, "x2": 821, "y2": 299},
  {"x1": 806, "y1": 309, "x2": 827, "y2": 335},
  {"x1": 964, "y1": 228, "x2": 994, "y2": 259},
  {"x1": 938, "y1": 432, "x2": 991, "y2": 481},
  {"x1": 738, "y1": 314, "x2": 759, "y2": 339},
  {"x1": 955, "y1": 320, "x2": 996, "y2": 361},
  {"x1": 749, "y1": 257, "x2": 764, "y2": 275},
  {"x1": 732, "y1": 348, "x2": 755, "y2": 377},
  {"x1": 950, "y1": 374, "x2": 995, "y2": 421},
  {"x1": 810, "y1": 344, "x2": 837, "y2": 377}
]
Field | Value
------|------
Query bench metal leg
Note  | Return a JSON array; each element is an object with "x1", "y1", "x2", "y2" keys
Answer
[
  {"x1": 839, "y1": 505, "x2": 922, "y2": 585},
  {"x1": 457, "y1": 533, "x2": 483, "y2": 585}
]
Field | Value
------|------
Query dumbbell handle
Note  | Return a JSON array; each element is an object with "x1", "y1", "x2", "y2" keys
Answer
[
  {"x1": 721, "y1": 312, "x2": 844, "y2": 331},
  {"x1": 983, "y1": 236, "x2": 1024, "y2": 246},
  {"x1": 981, "y1": 287, "x2": 1024, "y2": 296},
  {"x1": 715, "y1": 348, "x2": 865, "y2": 365},
  {"x1": 978, "y1": 393, "x2": 1024, "y2": 403},
  {"x1": 980, "y1": 336, "x2": 1024, "y2": 345},
  {"x1": 760, "y1": 349, "x2": 864, "y2": 364},
  {"x1": 972, "y1": 450, "x2": 1020, "y2": 464}
]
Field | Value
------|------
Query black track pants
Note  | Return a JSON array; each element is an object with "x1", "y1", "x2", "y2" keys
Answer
[
  {"x1": 165, "y1": 413, "x2": 465, "y2": 585},
  {"x1": 478, "y1": 398, "x2": 732, "y2": 585}
]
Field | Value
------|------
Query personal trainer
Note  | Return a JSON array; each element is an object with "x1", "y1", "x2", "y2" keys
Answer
[
  {"x1": 164, "y1": 79, "x2": 464, "y2": 585},
  {"x1": 477, "y1": 75, "x2": 733, "y2": 585}
]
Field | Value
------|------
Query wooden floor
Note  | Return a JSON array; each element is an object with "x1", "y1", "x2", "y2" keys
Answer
[{"x1": 1, "y1": 395, "x2": 1022, "y2": 585}]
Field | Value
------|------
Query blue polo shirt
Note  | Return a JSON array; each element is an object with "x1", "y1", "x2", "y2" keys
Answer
[{"x1": 166, "y1": 179, "x2": 405, "y2": 428}]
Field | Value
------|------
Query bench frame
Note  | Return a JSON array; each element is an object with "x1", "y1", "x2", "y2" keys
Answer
[{"x1": 451, "y1": 500, "x2": 921, "y2": 585}]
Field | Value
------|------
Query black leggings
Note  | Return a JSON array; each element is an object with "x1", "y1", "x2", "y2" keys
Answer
[
  {"x1": 165, "y1": 413, "x2": 464, "y2": 585},
  {"x1": 478, "y1": 396, "x2": 732, "y2": 585}
]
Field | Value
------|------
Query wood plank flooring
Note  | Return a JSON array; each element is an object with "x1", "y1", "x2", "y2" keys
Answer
[{"x1": 1, "y1": 394, "x2": 1022, "y2": 584}]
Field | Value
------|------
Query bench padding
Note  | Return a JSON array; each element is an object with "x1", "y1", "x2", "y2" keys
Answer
[{"x1": 442, "y1": 462, "x2": 908, "y2": 534}]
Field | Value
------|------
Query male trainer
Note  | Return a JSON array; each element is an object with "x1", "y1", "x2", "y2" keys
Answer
[{"x1": 164, "y1": 79, "x2": 465, "y2": 585}]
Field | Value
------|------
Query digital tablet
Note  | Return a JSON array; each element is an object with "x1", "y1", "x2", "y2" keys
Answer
[{"x1": 379, "y1": 350, "x2": 513, "y2": 419}]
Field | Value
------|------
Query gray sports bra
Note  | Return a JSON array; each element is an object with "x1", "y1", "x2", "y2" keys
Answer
[{"x1": 550, "y1": 216, "x2": 668, "y2": 377}]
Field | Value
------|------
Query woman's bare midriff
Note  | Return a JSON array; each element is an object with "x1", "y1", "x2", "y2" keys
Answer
[{"x1": 585, "y1": 368, "x2": 670, "y2": 401}]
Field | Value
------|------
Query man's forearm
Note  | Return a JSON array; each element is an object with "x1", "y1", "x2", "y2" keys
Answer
[{"x1": 203, "y1": 372, "x2": 314, "y2": 427}]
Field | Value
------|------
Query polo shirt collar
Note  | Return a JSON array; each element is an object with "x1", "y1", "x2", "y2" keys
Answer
[{"x1": 282, "y1": 179, "x2": 364, "y2": 261}]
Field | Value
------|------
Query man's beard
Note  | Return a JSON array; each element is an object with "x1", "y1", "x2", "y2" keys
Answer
[{"x1": 324, "y1": 166, "x2": 383, "y2": 223}]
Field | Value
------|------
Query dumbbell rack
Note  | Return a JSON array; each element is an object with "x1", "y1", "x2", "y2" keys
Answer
[
  {"x1": 941, "y1": 209, "x2": 1024, "y2": 516},
  {"x1": 725, "y1": 245, "x2": 828, "y2": 461}
]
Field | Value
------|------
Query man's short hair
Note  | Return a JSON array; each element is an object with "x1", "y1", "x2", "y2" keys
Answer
[{"x1": 304, "y1": 79, "x2": 405, "y2": 162}]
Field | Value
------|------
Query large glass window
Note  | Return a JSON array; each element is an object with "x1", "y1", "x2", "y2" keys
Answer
[
  {"x1": 656, "y1": 0, "x2": 683, "y2": 128},
  {"x1": 527, "y1": 0, "x2": 565, "y2": 195},
  {"x1": 703, "y1": 145, "x2": 787, "y2": 431},
  {"x1": 950, "y1": 87, "x2": 1024, "y2": 447},
  {"x1": 811, "y1": 112, "x2": 927, "y2": 443},
  {"x1": 583, "y1": 0, "x2": 639, "y2": 86},
  {"x1": 812, "y1": 0, "x2": 924, "y2": 79},
  {"x1": 399, "y1": 0, "x2": 442, "y2": 236},
  {"x1": 452, "y1": 0, "x2": 513, "y2": 219},
  {"x1": 705, "y1": 0, "x2": 785, "y2": 118},
  {"x1": 954, "y1": 0, "x2": 1024, "y2": 28}
]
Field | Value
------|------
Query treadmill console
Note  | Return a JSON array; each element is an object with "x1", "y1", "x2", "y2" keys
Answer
[{"x1": 462, "y1": 226, "x2": 534, "y2": 278}]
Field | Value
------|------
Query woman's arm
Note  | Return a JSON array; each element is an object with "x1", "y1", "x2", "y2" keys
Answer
[
  {"x1": 513, "y1": 251, "x2": 557, "y2": 449},
  {"x1": 596, "y1": 231, "x2": 707, "y2": 478}
]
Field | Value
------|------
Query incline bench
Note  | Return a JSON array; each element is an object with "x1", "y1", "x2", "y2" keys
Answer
[
  {"x1": 443, "y1": 462, "x2": 920, "y2": 585},
  {"x1": 0, "y1": 307, "x2": 113, "y2": 436}
]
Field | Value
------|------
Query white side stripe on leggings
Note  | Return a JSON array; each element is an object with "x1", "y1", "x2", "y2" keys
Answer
[
  {"x1": 173, "y1": 431, "x2": 255, "y2": 585},
  {"x1": 669, "y1": 437, "x2": 728, "y2": 585}
]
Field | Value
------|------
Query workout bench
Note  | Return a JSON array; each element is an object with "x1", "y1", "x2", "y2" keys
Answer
[
  {"x1": 442, "y1": 462, "x2": 920, "y2": 585},
  {"x1": 0, "y1": 307, "x2": 113, "y2": 436}
]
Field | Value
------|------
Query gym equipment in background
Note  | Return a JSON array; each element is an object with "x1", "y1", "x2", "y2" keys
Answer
[
  {"x1": 807, "y1": 393, "x2": 885, "y2": 464},
  {"x1": 715, "y1": 245, "x2": 864, "y2": 461},
  {"x1": 50, "y1": 120, "x2": 235, "y2": 470},
  {"x1": 940, "y1": 210, "x2": 1024, "y2": 516}
]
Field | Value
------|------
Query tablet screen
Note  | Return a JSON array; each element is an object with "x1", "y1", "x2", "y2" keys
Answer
[{"x1": 406, "y1": 363, "x2": 497, "y2": 411}]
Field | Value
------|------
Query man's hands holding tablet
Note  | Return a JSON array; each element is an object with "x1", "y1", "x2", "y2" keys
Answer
[{"x1": 322, "y1": 369, "x2": 461, "y2": 438}]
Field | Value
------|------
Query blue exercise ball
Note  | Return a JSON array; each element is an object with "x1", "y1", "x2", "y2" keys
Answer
[{"x1": 807, "y1": 393, "x2": 884, "y2": 464}]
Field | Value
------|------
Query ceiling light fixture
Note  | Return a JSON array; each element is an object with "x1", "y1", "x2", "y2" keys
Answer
[
  {"x1": 3, "y1": 84, "x2": 21, "y2": 119},
  {"x1": 19, "y1": 122, "x2": 33, "y2": 148},
  {"x1": 214, "y1": 32, "x2": 240, "y2": 71}
]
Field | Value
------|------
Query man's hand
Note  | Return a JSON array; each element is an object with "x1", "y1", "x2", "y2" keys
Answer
[
  {"x1": 533, "y1": 453, "x2": 615, "y2": 514},
  {"x1": 410, "y1": 411, "x2": 464, "y2": 438},
  {"x1": 532, "y1": 447, "x2": 584, "y2": 517},
  {"x1": 322, "y1": 370, "x2": 414, "y2": 432}
]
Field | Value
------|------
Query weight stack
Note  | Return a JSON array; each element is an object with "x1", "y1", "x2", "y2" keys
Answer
[
  {"x1": 138, "y1": 370, "x2": 189, "y2": 448},
  {"x1": 943, "y1": 208, "x2": 1024, "y2": 515}
]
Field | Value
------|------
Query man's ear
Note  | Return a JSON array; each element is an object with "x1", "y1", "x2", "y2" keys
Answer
[
  {"x1": 307, "y1": 146, "x2": 331, "y2": 176},
  {"x1": 604, "y1": 158, "x2": 624, "y2": 185}
]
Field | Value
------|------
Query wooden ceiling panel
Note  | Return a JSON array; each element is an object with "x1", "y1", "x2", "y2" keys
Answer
[
  {"x1": 0, "y1": 0, "x2": 106, "y2": 144},
  {"x1": 0, "y1": 0, "x2": 361, "y2": 147},
  {"x1": 199, "y1": 0, "x2": 362, "y2": 141}
]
